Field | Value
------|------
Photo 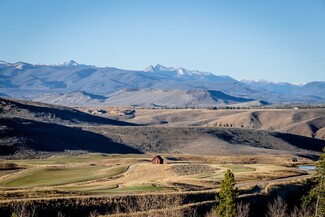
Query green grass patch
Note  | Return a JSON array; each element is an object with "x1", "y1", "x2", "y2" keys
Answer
[
  {"x1": 220, "y1": 164, "x2": 255, "y2": 173},
  {"x1": 1, "y1": 165, "x2": 128, "y2": 188},
  {"x1": 9, "y1": 154, "x2": 110, "y2": 165},
  {"x1": 196, "y1": 173, "x2": 216, "y2": 179},
  {"x1": 196, "y1": 164, "x2": 255, "y2": 180},
  {"x1": 8, "y1": 153, "x2": 151, "y2": 166}
]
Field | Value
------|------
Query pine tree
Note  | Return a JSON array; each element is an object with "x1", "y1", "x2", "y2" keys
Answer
[
  {"x1": 303, "y1": 147, "x2": 325, "y2": 216},
  {"x1": 216, "y1": 169, "x2": 238, "y2": 217}
]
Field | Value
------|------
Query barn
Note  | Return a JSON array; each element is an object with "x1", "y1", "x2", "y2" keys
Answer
[{"x1": 152, "y1": 155, "x2": 164, "y2": 164}]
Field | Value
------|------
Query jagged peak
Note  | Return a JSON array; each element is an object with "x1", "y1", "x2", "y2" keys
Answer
[
  {"x1": 60, "y1": 60, "x2": 79, "y2": 66},
  {"x1": 143, "y1": 64, "x2": 213, "y2": 76},
  {"x1": 143, "y1": 65, "x2": 155, "y2": 72},
  {"x1": 143, "y1": 64, "x2": 177, "y2": 72}
]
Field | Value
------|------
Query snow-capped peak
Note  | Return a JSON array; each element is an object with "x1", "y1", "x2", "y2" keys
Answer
[
  {"x1": 176, "y1": 68, "x2": 185, "y2": 75},
  {"x1": 144, "y1": 64, "x2": 213, "y2": 76},
  {"x1": 143, "y1": 65, "x2": 155, "y2": 72},
  {"x1": 241, "y1": 79, "x2": 268, "y2": 84},
  {"x1": 60, "y1": 60, "x2": 79, "y2": 66},
  {"x1": 241, "y1": 79, "x2": 304, "y2": 86},
  {"x1": 144, "y1": 64, "x2": 177, "y2": 72}
]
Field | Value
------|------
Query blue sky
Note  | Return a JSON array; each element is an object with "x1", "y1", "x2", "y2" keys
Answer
[{"x1": 0, "y1": 0, "x2": 324, "y2": 83}]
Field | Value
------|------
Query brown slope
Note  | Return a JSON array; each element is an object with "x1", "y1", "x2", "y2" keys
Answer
[
  {"x1": 204, "y1": 109, "x2": 325, "y2": 136},
  {"x1": 0, "y1": 117, "x2": 142, "y2": 158},
  {"x1": 279, "y1": 116, "x2": 325, "y2": 139},
  {"x1": 315, "y1": 127, "x2": 325, "y2": 140},
  {"x1": 0, "y1": 97, "x2": 138, "y2": 126},
  {"x1": 85, "y1": 126, "x2": 325, "y2": 158},
  {"x1": 128, "y1": 109, "x2": 247, "y2": 126}
]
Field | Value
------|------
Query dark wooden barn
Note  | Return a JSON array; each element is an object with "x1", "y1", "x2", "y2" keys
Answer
[{"x1": 152, "y1": 155, "x2": 164, "y2": 164}]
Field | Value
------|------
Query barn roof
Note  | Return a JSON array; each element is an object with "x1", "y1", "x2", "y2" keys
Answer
[{"x1": 152, "y1": 155, "x2": 163, "y2": 161}]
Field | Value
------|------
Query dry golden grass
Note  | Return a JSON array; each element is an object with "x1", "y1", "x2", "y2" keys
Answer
[
  {"x1": 95, "y1": 107, "x2": 325, "y2": 139},
  {"x1": 0, "y1": 153, "x2": 313, "y2": 201}
]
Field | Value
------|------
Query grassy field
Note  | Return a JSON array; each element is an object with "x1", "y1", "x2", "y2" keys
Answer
[
  {"x1": 220, "y1": 164, "x2": 256, "y2": 172},
  {"x1": 9, "y1": 153, "x2": 152, "y2": 166},
  {"x1": 0, "y1": 153, "x2": 312, "y2": 199},
  {"x1": 1, "y1": 165, "x2": 128, "y2": 187}
]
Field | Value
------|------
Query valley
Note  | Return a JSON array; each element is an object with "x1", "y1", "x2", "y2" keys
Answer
[
  {"x1": 2, "y1": 1, "x2": 325, "y2": 215},
  {"x1": 0, "y1": 97, "x2": 324, "y2": 216}
]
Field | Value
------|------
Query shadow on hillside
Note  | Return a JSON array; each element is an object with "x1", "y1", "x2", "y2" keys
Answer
[
  {"x1": 208, "y1": 90, "x2": 253, "y2": 102},
  {"x1": 274, "y1": 132, "x2": 325, "y2": 152},
  {"x1": 205, "y1": 128, "x2": 324, "y2": 157},
  {"x1": 1, "y1": 97, "x2": 138, "y2": 126},
  {"x1": 0, "y1": 118, "x2": 142, "y2": 155}
]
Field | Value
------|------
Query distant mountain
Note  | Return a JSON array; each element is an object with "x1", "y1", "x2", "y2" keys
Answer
[
  {"x1": 105, "y1": 89, "x2": 256, "y2": 107},
  {"x1": 33, "y1": 89, "x2": 256, "y2": 107},
  {"x1": 58, "y1": 60, "x2": 80, "y2": 67},
  {"x1": 144, "y1": 64, "x2": 226, "y2": 78},
  {"x1": 241, "y1": 79, "x2": 300, "y2": 94},
  {"x1": 1, "y1": 60, "x2": 324, "y2": 104},
  {"x1": 241, "y1": 79, "x2": 325, "y2": 103}
]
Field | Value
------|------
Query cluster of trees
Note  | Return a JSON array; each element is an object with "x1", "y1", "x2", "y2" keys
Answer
[
  {"x1": 214, "y1": 148, "x2": 325, "y2": 217},
  {"x1": 213, "y1": 122, "x2": 234, "y2": 127}
]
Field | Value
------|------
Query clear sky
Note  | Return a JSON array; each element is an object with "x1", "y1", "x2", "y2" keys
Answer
[{"x1": 0, "y1": 0, "x2": 324, "y2": 83}]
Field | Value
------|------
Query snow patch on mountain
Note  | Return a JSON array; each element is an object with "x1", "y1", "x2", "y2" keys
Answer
[
  {"x1": 59, "y1": 60, "x2": 80, "y2": 66},
  {"x1": 144, "y1": 64, "x2": 214, "y2": 76}
]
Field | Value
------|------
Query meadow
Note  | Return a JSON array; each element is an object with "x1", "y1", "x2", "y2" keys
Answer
[{"x1": 0, "y1": 153, "x2": 313, "y2": 199}]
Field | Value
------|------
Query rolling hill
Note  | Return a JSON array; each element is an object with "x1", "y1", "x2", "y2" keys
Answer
[
  {"x1": 0, "y1": 97, "x2": 137, "y2": 126},
  {"x1": 1, "y1": 97, "x2": 324, "y2": 159},
  {"x1": 118, "y1": 108, "x2": 325, "y2": 140},
  {"x1": 85, "y1": 126, "x2": 325, "y2": 158},
  {"x1": 33, "y1": 89, "x2": 257, "y2": 107},
  {"x1": 204, "y1": 110, "x2": 325, "y2": 139},
  {"x1": 0, "y1": 97, "x2": 142, "y2": 158}
]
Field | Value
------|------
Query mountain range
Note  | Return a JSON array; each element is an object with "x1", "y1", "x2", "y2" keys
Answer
[{"x1": 1, "y1": 60, "x2": 324, "y2": 107}]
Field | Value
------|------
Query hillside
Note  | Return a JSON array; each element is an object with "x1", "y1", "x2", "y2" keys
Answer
[
  {"x1": 0, "y1": 118, "x2": 142, "y2": 158},
  {"x1": 204, "y1": 110, "x2": 325, "y2": 139},
  {"x1": 1, "y1": 117, "x2": 324, "y2": 159},
  {"x1": 86, "y1": 126, "x2": 325, "y2": 158},
  {"x1": 34, "y1": 89, "x2": 256, "y2": 107},
  {"x1": 105, "y1": 89, "x2": 255, "y2": 107},
  {"x1": 113, "y1": 108, "x2": 325, "y2": 139},
  {"x1": 0, "y1": 97, "x2": 324, "y2": 159},
  {"x1": 33, "y1": 91, "x2": 107, "y2": 107},
  {"x1": 0, "y1": 97, "x2": 141, "y2": 158},
  {"x1": 0, "y1": 97, "x2": 137, "y2": 126}
]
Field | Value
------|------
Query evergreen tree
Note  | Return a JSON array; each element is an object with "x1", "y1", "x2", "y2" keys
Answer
[
  {"x1": 216, "y1": 169, "x2": 238, "y2": 217},
  {"x1": 303, "y1": 147, "x2": 325, "y2": 216}
]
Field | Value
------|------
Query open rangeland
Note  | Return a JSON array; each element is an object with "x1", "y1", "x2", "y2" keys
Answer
[
  {"x1": 0, "y1": 97, "x2": 324, "y2": 216},
  {"x1": 81, "y1": 107, "x2": 325, "y2": 139},
  {"x1": 0, "y1": 153, "x2": 314, "y2": 199}
]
